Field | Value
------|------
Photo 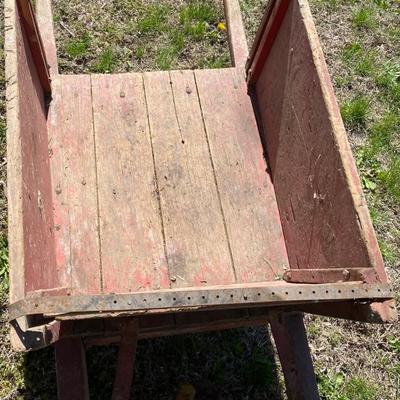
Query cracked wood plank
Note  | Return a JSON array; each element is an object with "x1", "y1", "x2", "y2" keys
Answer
[
  {"x1": 91, "y1": 73, "x2": 169, "y2": 293},
  {"x1": 144, "y1": 70, "x2": 236, "y2": 288},
  {"x1": 195, "y1": 68, "x2": 289, "y2": 283},
  {"x1": 48, "y1": 75, "x2": 101, "y2": 294}
]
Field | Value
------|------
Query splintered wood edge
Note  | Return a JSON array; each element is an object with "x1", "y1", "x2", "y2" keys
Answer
[{"x1": 8, "y1": 282, "x2": 394, "y2": 322}]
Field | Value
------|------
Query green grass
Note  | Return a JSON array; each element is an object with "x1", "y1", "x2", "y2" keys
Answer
[
  {"x1": 137, "y1": 4, "x2": 169, "y2": 33},
  {"x1": 93, "y1": 47, "x2": 117, "y2": 73},
  {"x1": 65, "y1": 33, "x2": 91, "y2": 58},
  {"x1": 318, "y1": 372, "x2": 379, "y2": 400},
  {"x1": 352, "y1": 7, "x2": 377, "y2": 30},
  {"x1": 55, "y1": 0, "x2": 230, "y2": 74},
  {"x1": 340, "y1": 96, "x2": 370, "y2": 127}
]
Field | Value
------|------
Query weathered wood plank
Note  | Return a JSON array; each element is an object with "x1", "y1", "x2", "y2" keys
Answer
[
  {"x1": 91, "y1": 73, "x2": 169, "y2": 293},
  {"x1": 6, "y1": 0, "x2": 58, "y2": 300},
  {"x1": 144, "y1": 70, "x2": 236, "y2": 287},
  {"x1": 252, "y1": 0, "x2": 385, "y2": 280},
  {"x1": 48, "y1": 75, "x2": 101, "y2": 294},
  {"x1": 16, "y1": 0, "x2": 51, "y2": 92},
  {"x1": 111, "y1": 321, "x2": 138, "y2": 400},
  {"x1": 224, "y1": 0, "x2": 249, "y2": 67},
  {"x1": 36, "y1": 0, "x2": 58, "y2": 75},
  {"x1": 270, "y1": 312, "x2": 320, "y2": 400},
  {"x1": 55, "y1": 337, "x2": 89, "y2": 400},
  {"x1": 195, "y1": 68, "x2": 289, "y2": 283}
]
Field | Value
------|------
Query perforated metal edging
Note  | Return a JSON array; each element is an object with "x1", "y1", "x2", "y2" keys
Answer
[{"x1": 8, "y1": 282, "x2": 393, "y2": 321}]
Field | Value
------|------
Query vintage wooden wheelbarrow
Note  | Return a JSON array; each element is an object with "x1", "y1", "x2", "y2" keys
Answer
[{"x1": 5, "y1": 0, "x2": 397, "y2": 398}]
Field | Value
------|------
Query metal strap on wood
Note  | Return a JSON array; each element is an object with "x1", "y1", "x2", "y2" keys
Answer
[{"x1": 8, "y1": 282, "x2": 393, "y2": 322}]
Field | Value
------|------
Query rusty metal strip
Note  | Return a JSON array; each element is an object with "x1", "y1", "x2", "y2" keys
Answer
[
  {"x1": 8, "y1": 282, "x2": 393, "y2": 322},
  {"x1": 283, "y1": 268, "x2": 380, "y2": 284}
]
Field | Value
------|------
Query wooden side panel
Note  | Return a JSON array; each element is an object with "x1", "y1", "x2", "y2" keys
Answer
[
  {"x1": 16, "y1": 0, "x2": 51, "y2": 93},
  {"x1": 6, "y1": 0, "x2": 58, "y2": 298},
  {"x1": 5, "y1": 0, "x2": 25, "y2": 303},
  {"x1": 223, "y1": 0, "x2": 248, "y2": 67},
  {"x1": 195, "y1": 68, "x2": 289, "y2": 283},
  {"x1": 48, "y1": 75, "x2": 101, "y2": 294},
  {"x1": 144, "y1": 70, "x2": 236, "y2": 287},
  {"x1": 91, "y1": 74, "x2": 169, "y2": 293},
  {"x1": 36, "y1": 0, "x2": 58, "y2": 75},
  {"x1": 252, "y1": 0, "x2": 386, "y2": 280}
]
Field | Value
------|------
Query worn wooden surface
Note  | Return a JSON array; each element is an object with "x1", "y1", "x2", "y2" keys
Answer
[
  {"x1": 48, "y1": 75, "x2": 101, "y2": 294},
  {"x1": 144, "y1": 70, "x2": 235, "y2": 287},
  {"x1": 111, "y1": 321, "x2": 139, "y2": 400},
  {"x1": 270, "y1": 312, "x2": 320, "y2": 400},
  {"x1": 46, "y1": 68, "x2": 287, "y2": 296},
  {"x1": 224, "y1": 0, "x2": 249, "y2": 67},
  {"x1": 35, "y1": 0, "x2": 58, "y2": 75},
  {"x1": 55, "y1": 338, "x2": 89, "y2": 400},
  {"x1": 5, "y1": 0, "x2": 57, "y2": 302},
  {"x1": 92, "y1": 73, "x2": 169, "y2": 293},
  {"x1": 250, "y1": 0, "x2": 386, "y2": 280},
  {"x1": 195, "y1": 68, "x2": 289, "y2": 283},
  {"x1": 16, "y1": 0, "x2": 51, "y2": 92}
]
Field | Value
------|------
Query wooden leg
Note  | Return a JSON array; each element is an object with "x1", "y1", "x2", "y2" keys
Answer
[
  {"x1": 111, "y1": 321, "x2": 139, "y2": 400},
  {"x1": 269, "y1": 312, "x2": 320, "y2": 400},
  {"x1": 55, "y1": 337, "x2": 89, "y2": 400}
]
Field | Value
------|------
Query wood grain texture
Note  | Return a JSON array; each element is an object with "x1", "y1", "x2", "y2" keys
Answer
[
  {"x1": 5, "y1": 0, "x2": 26, "y2": 304},
  {"x1": 195, "y1": 68, "x2": 289, "y2": 283},
  {"x1": 16, "y1": 0, "x2": 51, "y2": 92},
  {"x1": 6, "y1": 0, "x2": 58, "y2": 298},
  {"x1": 223, "y1": 0, "x2": 249, "y2": 67},
  {"x1": 35, "y1": 0, "x2": 58, "y2": 75},
  {"x1": 144, "y1": 70, "x2": 236, "y2": 287},
  {"x1": 48, "y1": 75, "x2": 101, "y2": 294},
  {"x1": 253, "y1": 0, "x2": 386, "y2": 280},
  {"x1": 55, "y1": 338, "x2": 89, "y2": 400},
  {"x1": 270, "y1": 312, "x2": 320, "y2": 400},
  {"x1": 91, "y1": 73, "x2": 169, "y2": 293}
]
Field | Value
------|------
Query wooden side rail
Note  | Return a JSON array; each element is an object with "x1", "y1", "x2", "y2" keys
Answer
[
  {"x1": 16, "y1": 0, "x2": 51, "y2": 92},
  {"x1": 35, "y1": 0, "x2": 59, "y2": 75},
  {"x1": 224, "y1": 0, "x2": 249, "y2": 68},
  {"x1": 5, "y1": 0, "x2": 57, "y2": 305}
]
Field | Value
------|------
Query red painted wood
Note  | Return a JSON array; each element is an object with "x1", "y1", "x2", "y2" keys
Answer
[
  {"x1": 247, "y1": 0, "x2": 290, "y2": 85},
  {"x1": 252, "y1": 0, "x2": 386, "y2": 279},
  {"x1": 195, "y1": 68, "x2": 289, "y2": 283},
  {"x1": 48, "y1": 75, "x2": 101, "y2": 294},
  {"x1": 55, "y1": 337, "x2": 89, "y2": 400},
  {"x1": 144, "y1": 70, "x2": 236, "y2": 287},
  {"x1": 111, "y1": 321, "x2": 138, "y2": 400},
  {"x1": 36, "y1": 0, "x2": 59, "y2": 75},
  {"x1": 15, "y1": 2, "x2": 58, "y2": 293},
  {"x1": 224, "y1": 0, "x2": 249, "y2": 67},
  {"x1": 16, "y1": 0, "x2": 51, "y2": 92},
  {"x1": 270, "y1": 312, "x2": 320, "y2": 400},
  {"x1": 91, "y1": 73, "x2": 169, "y2": 293}
]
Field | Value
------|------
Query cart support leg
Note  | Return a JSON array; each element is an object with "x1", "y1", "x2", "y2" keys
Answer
[
  {"x1": 269, "y1": 312, "x2": 320, "y2": 400},
  {"x1": 55, "y1": 337, "x2": 89, "y2": 400},
  {"x1": 111, "y1": 320, "x2": 139, "y2": 400}
]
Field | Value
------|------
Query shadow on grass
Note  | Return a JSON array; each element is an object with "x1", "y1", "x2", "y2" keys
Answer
[{"x1": 23, "y1": 327, "x2": 283, "y2": 400}]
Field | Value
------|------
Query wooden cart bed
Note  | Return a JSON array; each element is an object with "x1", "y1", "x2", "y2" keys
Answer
[
  {"x1": 5, "y1": 0, "x2": 396, "y2": 341},
  {"x1": 48, "y1": 68, "x2": 288, "y2": 296}
]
